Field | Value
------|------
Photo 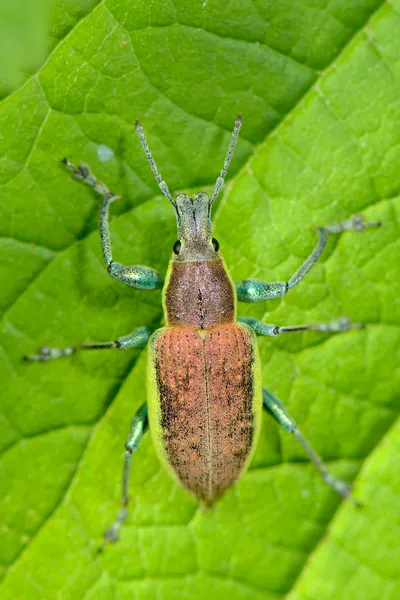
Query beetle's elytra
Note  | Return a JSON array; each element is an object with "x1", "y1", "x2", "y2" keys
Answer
[
  {"x1": 26, "y1": 117, "x2": 380, "y2": 549},
  {"x1": 149, "y1": 315, "x2": 261, "y2": 504}
]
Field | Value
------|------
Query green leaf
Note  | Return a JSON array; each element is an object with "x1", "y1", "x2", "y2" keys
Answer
[
  {"x1": 0, "y1": 0, "x2": 101, "y2": 99},
  {"x1": 0, "y1": 1, "x2": 398, "y2": 598}
]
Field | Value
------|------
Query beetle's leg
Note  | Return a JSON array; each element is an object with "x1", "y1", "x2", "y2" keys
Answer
[
  {"x1": 240, "y1": 316, "x2": 362, "y2": 337},
  {"x1": 63, "y1": 159, "x2": 163, "y2": 290},
  {"x1": 24, "y1": 327, "x2": 152, "y2": 361},
  {"x1": 98, "y1": 403, "x2": 148, "y2": 553},
  {"x1": 235, "y1": 215, "x2": 380, "y2": 303},
  {"x1": 262, "y1": 388, "x2": 358, "y2": 503}
]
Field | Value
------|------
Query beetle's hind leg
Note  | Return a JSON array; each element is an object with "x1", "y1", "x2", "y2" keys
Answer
[
  {"x1": 263, "y1": 388, "x2": 359, "y2": 503},
  {"x1": 98, "y1": 403, "x2": 148, "y2": 553},
  {"x1": 24, "y1": 327, "x2": 152, "y2": 361},
  {"x1": 63, "y1": 159, "x2": 163, "y2": 290}
]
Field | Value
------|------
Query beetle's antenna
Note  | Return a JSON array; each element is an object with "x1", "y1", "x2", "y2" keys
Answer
[
  {"x1": 135, "y1": 121, "x2": 176, "y2": 208},
  {"x1": 210, "y1": 115, "x2": 242, "y2": 205}
]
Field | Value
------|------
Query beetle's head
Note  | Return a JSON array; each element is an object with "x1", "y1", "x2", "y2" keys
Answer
[
  {"x1": 171, "y1": 192, "x2": 219, "y2": 261},
  {"x1": 135, "y1": 116, "x2": 242, "y2": 261}
]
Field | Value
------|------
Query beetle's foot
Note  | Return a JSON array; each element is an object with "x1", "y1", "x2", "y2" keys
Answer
[
  {"x1": 323, "y1": 473, "x2": 361, "y2": 507},
  {"x1": 24, "y1": 345, "x2": 75, "y2": 362},
  {"x1": 96, "y1": 506, "x2": 128, "y2": 553},
  {"x1": 311, "y1": 317, "x2": 364, "y2": 333},
  {"x1": 348, "y1": 214, "x2": 381, "y2": 232},
  {"x1": 97, "y1": 524, "x2": 121, "y2": 554},
  {"x1": 62, "y1": 158, "x2": 92, "y2": 182},
  {"x1": 325, "y1": 214, "x2": 381, "y2": 234},
  {"x1": 62, "y1": 158, "x2": 121, "y2": 201}
]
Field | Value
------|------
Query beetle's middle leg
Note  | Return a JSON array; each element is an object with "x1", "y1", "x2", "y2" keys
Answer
[
  {"x1": 98, "y1": 402, "x2": 148, "y2": 552},
  {"x1": 24, "y1": 327, "x2": 152, "y2": 361},
  {"x1": 235, "y1": 214, "x2": 380, "y2": 303},
  {"x1": 262, "y1": 389, "x2": 357, "y2": 502},
  {"x1": 63, "y1": 159, "x2": 163, "y2": 290},
  {"x1": 240, "y1": 316, "x2": 362, "y2": 337}
]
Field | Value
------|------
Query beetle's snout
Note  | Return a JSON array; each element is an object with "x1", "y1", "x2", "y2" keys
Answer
[
  {"x1": 174, "y1": 192, "x2": 210, "y2": 208},
  {"x1": 173, "y1": 192, "x2": 216, "y2": 261}
]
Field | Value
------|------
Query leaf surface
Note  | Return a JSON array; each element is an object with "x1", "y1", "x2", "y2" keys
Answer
[{"x1": 0, "y1": 1, "x2": 399, "y2": 598}]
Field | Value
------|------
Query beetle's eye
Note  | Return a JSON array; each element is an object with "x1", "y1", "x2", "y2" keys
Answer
[
  {"x1": 212, "y1": 237, "x2": 220, "y2": 252},
  {"x1": 173, "y1": 240, "x2": 181, "y2": 255}
]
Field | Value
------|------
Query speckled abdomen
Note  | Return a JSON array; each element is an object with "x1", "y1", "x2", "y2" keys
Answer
[{"x1": 147, "y1": 323, "x2": 262, "y2": 503}]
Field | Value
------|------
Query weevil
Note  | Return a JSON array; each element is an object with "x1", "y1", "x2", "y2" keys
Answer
[{"x1": 26, "y1": 116, "x2": 380, "y2": 550}]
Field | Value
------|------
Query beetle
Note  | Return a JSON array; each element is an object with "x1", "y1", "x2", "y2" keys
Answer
[{"x1": 26, "y1": 116, "x2": 380, "y2": 550}]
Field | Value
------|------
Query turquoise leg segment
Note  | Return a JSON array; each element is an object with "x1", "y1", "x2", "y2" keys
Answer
[
  {"x1": 116, "y1": 327, "x2": 152, "y2": 349},
  {"x1": 63, "y1": 159, "x2": 163, "y2": 290},
  {"x1": 24, "y1": 327, "x2": 152, "y2": 362},
  {"x1": 108, "y1": 262, "x2": 162, "y2": 289},
  {"x1": 240, "y1": 316, "x2": 362, "y2": 337},
  {"x1": 235, "y1": 215, "x2": 380, "y2": 303},
  {"x1": 235, "y1": 281, "x2": 287, "y2": 303},
  {"x1": 262, "y1": 388, "x2": 358, "y2": 503},
  {"x1": 98, "y1": 403, "x2": 148, "y2": 552}
]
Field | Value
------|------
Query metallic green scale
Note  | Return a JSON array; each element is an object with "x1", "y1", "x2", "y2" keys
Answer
[{"x1": 25, "y1": 117, "x2": 380, "y2": 550}]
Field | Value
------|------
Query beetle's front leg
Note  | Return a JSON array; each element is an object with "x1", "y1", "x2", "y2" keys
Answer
[
  {"x1": 240, "y1": 316, "x2": 362, "y2": 337},
  {"x1": 98, "y1": 403, "x2": 148, "y2": 552},
  {"x1": 235, "y1": 215, "x2": 380, "y2": 303},
  {"x1": 262, "y1": 389, "x2": 358, "y2": 503},
  {"x1": 63, "y1": 159, "x2": 163, "y2": 290},
  {"x1": 24, "y1": 327, "x2": 152, "y2": 361}
]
